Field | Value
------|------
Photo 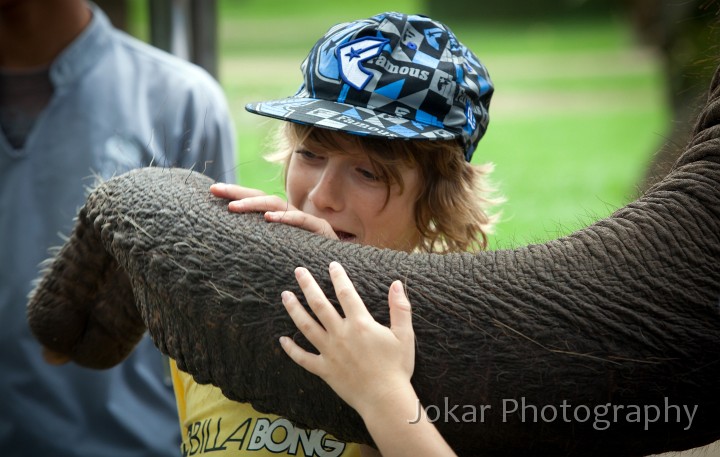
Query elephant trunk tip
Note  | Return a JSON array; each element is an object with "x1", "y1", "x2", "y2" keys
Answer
[{"x1": 26, "y1": 200, "x2": 147, "y2": 370}]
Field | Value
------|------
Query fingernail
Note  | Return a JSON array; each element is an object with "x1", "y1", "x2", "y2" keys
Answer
[
  {"x1": 329, "y1": 261, "x2": 340, "y2": 271},
  {"x1": 295, "y1": 266, "x2": 307, "y2": 277},
  {"x1": 229, "y1": 201, "x2": 243, "y2": 210},
  {"x1": 279, "y1": 336, "x2": 289, "y2": 346},
  {"x1": 392, "y1": 280, "x2": 403, "y2": 293},
  {"x1": 212, "y1": 183, "x2": 225, "y2": 190},
  {"x1": 281, "y1": 290, "x2": 291, "y2": 302},
  {"x1": 265, "y1": 211, "x2": 278, "y2": 221}
]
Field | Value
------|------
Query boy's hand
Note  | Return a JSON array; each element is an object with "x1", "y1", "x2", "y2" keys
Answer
[
  {"x1": 210, "y1": 183, "x2": 339, "y2": 241},
  {"x1": 279, "y1": 262, "x2": 415, "y2": 417}
]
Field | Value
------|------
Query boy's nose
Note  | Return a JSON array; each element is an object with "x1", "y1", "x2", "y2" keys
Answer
[{"x1": 308, "y1": 169, "x2": 344, "y2": 212}]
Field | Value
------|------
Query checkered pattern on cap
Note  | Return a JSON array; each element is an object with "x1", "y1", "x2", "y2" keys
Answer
[{"x1": 246, "y1": 12, "x2": 494, "y2": 162}]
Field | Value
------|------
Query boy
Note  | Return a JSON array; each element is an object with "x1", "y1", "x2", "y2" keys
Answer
[{"x1": 172, "y1": 11, "x2": 497, "y2": 456}]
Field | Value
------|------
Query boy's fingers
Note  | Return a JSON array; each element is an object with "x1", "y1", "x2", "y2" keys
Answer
[
  {"x1": 294, "y1": 267, "x2": 344, "y2": 332},
  {"x1": 228, "y1": 195, "x2": 291, "y2": 213},
  {"x1": 388, "y1": 280, "x2": 414, "y2": 343},
  {"x1": 210, "y1": 183, "x2": 266, "y2": 200},
  {"x1": 328, "y1": 262, "x2": 370, "y2": 320},
  {"x1": 278, "y1": 336, "x2": 324, "y2": 377},
  {"x1": 281, "y1": 290, "x2": 328, "y2": 353},
  {"x1": 265, "y1": 211, "x2": 339, "y2": 240}
]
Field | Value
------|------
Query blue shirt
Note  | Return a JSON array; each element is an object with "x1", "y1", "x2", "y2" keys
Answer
[{"x1": 0, "y1": 4, "x2": 236, "y2": 456}]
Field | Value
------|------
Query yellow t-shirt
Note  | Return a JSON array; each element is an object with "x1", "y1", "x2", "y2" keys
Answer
[{"x1": 170, "y1": 359, "x2": 361, "y2": 457}]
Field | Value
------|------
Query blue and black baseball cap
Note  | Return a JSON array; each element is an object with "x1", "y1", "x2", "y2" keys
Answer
[{"x1": 246, "y1": 12, "x2": 494, "y2": 162}]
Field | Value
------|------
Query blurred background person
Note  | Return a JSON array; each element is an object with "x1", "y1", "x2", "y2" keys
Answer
[{"x1": 0, "y1": 0, "x2": 236, "y2": 455}]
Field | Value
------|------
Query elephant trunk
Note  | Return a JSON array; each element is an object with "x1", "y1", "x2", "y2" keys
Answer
[{"x1": 26, "y1": 68, "x2": 720, "y2": 456}]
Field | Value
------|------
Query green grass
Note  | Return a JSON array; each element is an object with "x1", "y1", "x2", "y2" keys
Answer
[{"x1": 215, "y1": 2, "x2": 669, "y2": 250}]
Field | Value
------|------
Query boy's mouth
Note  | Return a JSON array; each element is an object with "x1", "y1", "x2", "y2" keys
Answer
[{"x1": 334, "y1": 230, "x2": 357, "y2": 242}]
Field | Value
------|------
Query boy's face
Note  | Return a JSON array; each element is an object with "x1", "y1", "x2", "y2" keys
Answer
[{"x1": 286, "y1": 133, "x2": 421, "y2": 251}]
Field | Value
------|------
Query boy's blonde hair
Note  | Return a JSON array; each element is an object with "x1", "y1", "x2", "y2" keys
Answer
[{"x1": 267, "y1": 123, "x2": 501, "y2": 254}]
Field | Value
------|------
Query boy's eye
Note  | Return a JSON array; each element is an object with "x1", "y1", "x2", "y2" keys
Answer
[
  {"x1": 356, "y1": 167, "x2": 380, "y2": 181},
  {"x1": 295, "y1": 149, "x2": 321, "y2": 160}
]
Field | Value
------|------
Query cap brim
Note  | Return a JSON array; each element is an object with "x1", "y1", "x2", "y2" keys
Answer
[{"x1": 246, "y1": 97, "x2": 460, "y2": 142}]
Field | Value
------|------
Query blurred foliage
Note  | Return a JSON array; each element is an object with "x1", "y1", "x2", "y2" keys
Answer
[
  {"x1": 218, "y1": 0, "x2": 425, "y2": 57},
  {"x1": 426, "y1": 0, "x2": 622, "y2": 22},
  {"x1": 628, "y1": 0, "x2": 720, "y2": 189},
  {"x1": 125, "y1": 0, "x2": 149, "y2": 41}
]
